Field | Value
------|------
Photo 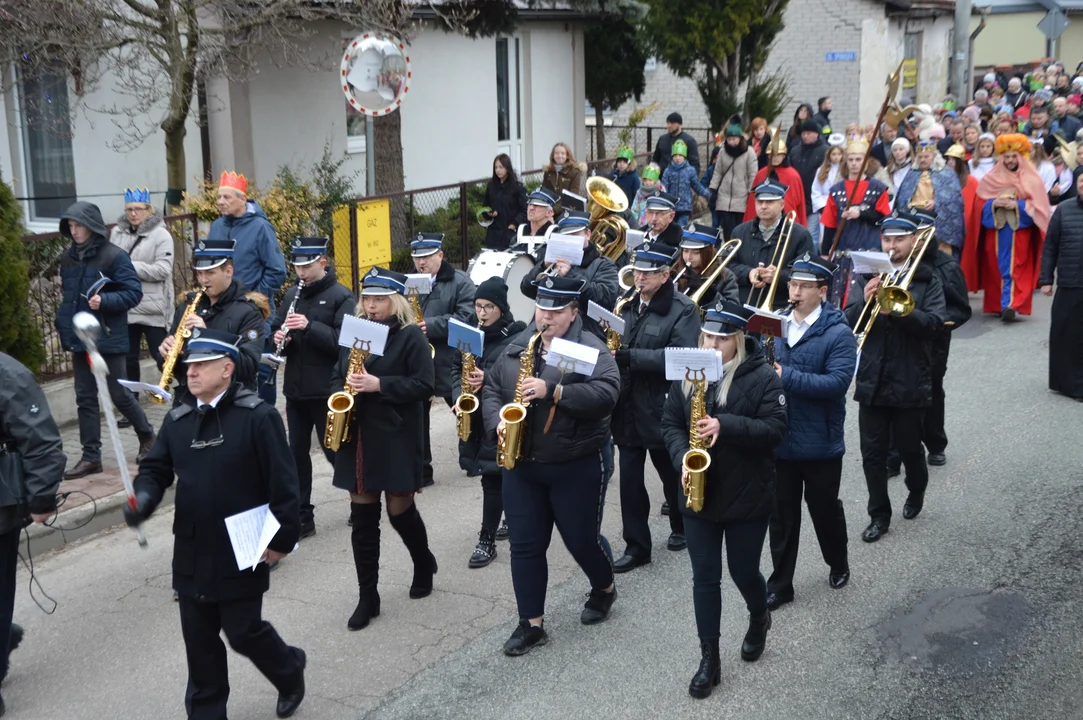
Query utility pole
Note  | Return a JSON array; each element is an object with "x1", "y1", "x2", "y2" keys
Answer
[{"x1": 952, "y1": 0, "x2": 973, "y2": 100}]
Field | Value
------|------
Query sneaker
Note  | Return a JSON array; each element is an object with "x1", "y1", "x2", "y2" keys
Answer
[
  {"x1": 503, "y1": 620, "x2": 548, "y2": 656},
  {"x1": 117, "y1": 417, "x2": 132, "y2": 429},
  {"x1": 580, "y1": 587, "x2": 617, "y2": 625},
  {"x1": 468, "y1": 529, "x2": 497, "y2": 569},
  {"x1": 495, "y1": 519, "x2": 509, "y2": 541}
]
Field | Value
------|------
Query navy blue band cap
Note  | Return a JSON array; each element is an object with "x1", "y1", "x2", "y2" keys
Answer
[
  {"x1": 533, "y1": 275, "x2": 585, "y2": 310},
  {"x1": 753, "y1": 180, "x2": 788, "y2": 200},
  {"x1": 880, "y1": 211, "x2": 919, "y2": 236},
  {"x1": 644, "y1": 192, "x2": 678, "y2": 211},
  {"x1": 555, "y1": 210, "x2": 591, "y2": 233},
  {"x1": 410, "y1": 232, "x2": 444, "y2": 257},
  {"x1": 680, "y1": 223, "x2": 720, "y2": 249},
  {"x1": 361, "y1": 266, "x2": 408, "y2": 296},
  {"x1": 527, "y1": 188, "x2": 558, "y2": 208},
  {"x1": 183, "y1": 328, "x2": 241, "y2": 363},
  {"x1": 701, "y1": 305, "x2": 752, "y2": 337},
  {"x1": 192, "y1": 239, "x2": 236, "y2": 270},
  {"x1": 291, "y1": 237, "x2": 329, "y2": 266},
  {"x1": 910, "y1": 207, "x2": 937, "y2": 228},
  {"x1": 790, "y1": 252, "x2": 838, "y2": 282},
  {"x1": 632, "y1": 241, "x2": 678, "y2": 271}
]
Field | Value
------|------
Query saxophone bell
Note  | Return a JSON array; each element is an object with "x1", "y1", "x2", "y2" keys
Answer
[{"x1": 496, "y1": 324, "x2": 548, "y2": 470}]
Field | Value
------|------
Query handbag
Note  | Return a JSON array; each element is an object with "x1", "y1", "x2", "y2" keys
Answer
[{"x1": 0, "y1": 443, "x2": 27, "y2": 509}]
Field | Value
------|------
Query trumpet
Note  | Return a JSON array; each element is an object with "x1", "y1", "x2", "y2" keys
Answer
[
  {"x1": 853, "y1": 227, "x2": 934, "y2": 353},
  {"x1": 324, "y1": 339, "x2": 370, "y2": 451},
  {"x1": 748, "y1": 210, "x2": 797, "y2": 310}
]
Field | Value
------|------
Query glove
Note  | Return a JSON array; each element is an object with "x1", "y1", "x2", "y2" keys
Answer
[
  {"x1": 708, "y1": 190, "x2": 718, "y2": 209},
  {"x1": 614, "y1": 349, "x2": 631, "y2": 368},
  {"x1": 123, "y1": 490, "x2": 154, "y2": 528}
]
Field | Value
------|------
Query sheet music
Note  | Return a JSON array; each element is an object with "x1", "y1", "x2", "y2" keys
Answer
[
  {"x1": 117, "y1": 379, "x2": 171, "y2": 404},
  {"x1": 586, "y1": 301, "x2": 625, "y2": 335},
  {"x1": 664, "y1": 347, "x2": 722, "y2": 382},
  {"x1": 548, "y1": 337, "x2": 599, "y2": 376},
  {"x1": 405, "y1": 273, "x2": 433, "y2": 294},
  {"x1": 544, "y1": 237, "x2": 585, "y2": 267},
  {"x1": 224, "y1": 504, "x2": 282, "y2": 571},
  {"x1": 338, "y1": 315, "x2": 390, "y2": 356},
  {"x1": 849, "y1": 251, "x2": 895, "y2": 275},
  {"x1": 448, "y1": 318, "x2": 485, "y2": 355}
]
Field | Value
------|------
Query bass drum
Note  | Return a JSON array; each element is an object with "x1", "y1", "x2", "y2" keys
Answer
[{"x1": 467, "y1": 250, "x2": 537, "y2": 323}]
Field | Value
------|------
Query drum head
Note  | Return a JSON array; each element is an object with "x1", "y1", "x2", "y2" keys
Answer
[{"x1": 467, "y1": 250, "x2": 537, "y2": 324}]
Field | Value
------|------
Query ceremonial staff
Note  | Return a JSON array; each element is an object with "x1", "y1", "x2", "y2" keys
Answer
[{"x1": 73, "y1": 312, "x2": 148, "y2": 548}]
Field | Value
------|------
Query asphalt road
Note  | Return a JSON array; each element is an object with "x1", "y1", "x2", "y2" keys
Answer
[{"x1": 5, "y1": 293, "x2": 1082, "y2": 720}]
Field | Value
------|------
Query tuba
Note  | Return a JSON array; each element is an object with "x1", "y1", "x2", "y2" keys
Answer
[
  {"x1": 496, "y1": 324, "x2": 547, "y2": 470},
  {"x1": 324, "y1": 339, "x2": 370, "y2": 452},
  {"x1": 681, "y1": 369, "x2": 711, "y2": 513},
  {"x1": 151, "y1": 290, "x2": 203, "y2": 404},
  {"x1": 453, "y1": 321, "x2": 482, "y2": 442},
  {"x1": 587, "y1": 176, "x2": 630, "y2": 262}
]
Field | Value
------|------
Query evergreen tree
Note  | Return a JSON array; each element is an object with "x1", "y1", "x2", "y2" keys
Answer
[
  {"x1": 0, "y1": 173, "x2": 46, "y2": 375},
  {"x1": 585, "y1": 18, "x2": 647, "y2": 159}
]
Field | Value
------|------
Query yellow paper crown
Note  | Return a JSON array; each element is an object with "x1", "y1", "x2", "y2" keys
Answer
[{"x1": 995, "y1": 134, "x2": 1030, "y2": 157}]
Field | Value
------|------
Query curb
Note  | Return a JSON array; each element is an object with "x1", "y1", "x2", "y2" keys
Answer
[{"x1": 27, "y1": 485, "x2": 175, "y2": 557}]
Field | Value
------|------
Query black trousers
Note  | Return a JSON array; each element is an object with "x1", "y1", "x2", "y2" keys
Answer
[
  {"x1": 617, "y1": 445, "x2": 684, "y2": 559},
  {"x1": 684, "y1": 515, "x2": 769, "y2": 642},
  {"x1": 0, "y1": 528, "x2": 18, "y2": 684},
  {"x1": 256, "y1": 338, "x2": 276, "y2": 406},
  {"x1": 503, "y1": 453, "x2": 613, "y2": 619},
  {"x1": 859, "y1": 404, "x2": 928, "y2": 522},
  {"x1": 285, "y1": 398, "x2": 335, "y2": 526},
  {"x1": 72, "y1": 351, "x2": 154, "y2": 462},
  {"x1": 716, "y1": 210, "x2": 744, "y2": 239},
  {"x1": 125, "y1": 323, "x2": 167, "y2": 384},
  {"x1": 480, "y1": 473, "x2": 503, "y2": 531},
  {"x1": 1049, "y1": 287, "x2": 1083, "y2": 399},
  {"x1": 422, "y1": 397, "x2": 452, "y2": 483},
  {"x1": 888, "y1": 335, "x2": 950, "y2": 463},
  {"x1": 178, "y1": 593, "x2": 303, "y2": 720},
  {"x1": 767, "y1": 458, "x2": 848, "y2": 594}
]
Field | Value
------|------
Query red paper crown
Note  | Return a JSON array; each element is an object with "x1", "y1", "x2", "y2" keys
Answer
[{"x1": 219, "y1": 171, "x2": 248, "y2": 195}]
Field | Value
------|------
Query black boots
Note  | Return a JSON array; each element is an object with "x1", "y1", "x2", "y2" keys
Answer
[
  {"x1": 688, "y1": 640, "x2": 721, "y2": 699},
  {"x1": 389, "y1": 502, "x2": 438, "y2": 599},
  {"x1": 503, "y1": 620, "x2": 548, "y2": 656},
  {"x1": 740, "y1": 611, "x2": 772, "y2": 662},
  {"x1": 468, "y1": 528, "x2": 497, "y2": 569},
  {"x1": 348, "y1": 502, "x2": 382, "y2": 631}
]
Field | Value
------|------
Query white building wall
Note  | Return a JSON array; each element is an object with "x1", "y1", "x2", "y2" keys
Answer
[{"x1": 526, "y1": 23, "x2": 581, "y2": 168}]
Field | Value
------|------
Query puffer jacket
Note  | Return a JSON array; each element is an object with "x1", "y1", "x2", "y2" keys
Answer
[
  {"x1": 709, "y1": 145, "x2": 759, "y2": 213},
  {"x1": 481, "y1": 317, "x2": 620, "y2": 464},
  {"x1": 209, "y1": 201, "x2": 287, "y2": 331},
  {"x1": 542, "y1": 162, "x2": 587, "y2": 215},
  {"x1": 1040, "y1": 195, "x2": 1083, "y2": 288},
  {"x1": 450, "y1": 316, "x2": 527, "y2": 476},
  {"x1": 661, "y1": 161, "x2": 710, "y2": 213},
  {"x1": 661, "y1": 338, "x2": 788, "y2": 524},
  {"x1": 776, "y1": 303, "x2": 856, "y2": 461},
  {"x1": 56, "y1": 202, "x2": 143, "y2": 355},
  {"x1": 421, "y1": 260, "x2": 477, "y2": 398},
  {"x1": 109, "y1": 214, "x2": 174, "y2": 329},
  {"x1": 520, "y1": 242, "x2": 620, "y2": 342}
]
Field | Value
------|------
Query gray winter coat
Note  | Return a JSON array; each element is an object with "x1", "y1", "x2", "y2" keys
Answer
[
  {"x1": 710, "y1": 147, "x2": 759, "y2": 213},
  {"x1": 421, "y1": 260, "x2": 477, "y2": 398},
  {"x1": 110, "y1": 214, "x2": 175, "y2": 330}
]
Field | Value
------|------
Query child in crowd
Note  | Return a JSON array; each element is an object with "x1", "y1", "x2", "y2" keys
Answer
[
  {"x1": 631, "y1": 163, "x2": 665, "y2": 226},
  {"x1": 607, "y1": 147, "x2": 641, "y2": 205},
  {"x1": 660, "y1": 140, "x2": 709, "y2": 228}
]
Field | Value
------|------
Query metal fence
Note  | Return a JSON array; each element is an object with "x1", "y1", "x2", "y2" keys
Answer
[
  {"x1": 21, "y1": 214, "x2": 200, "y2": 379},
  {"x1": 585, "y1": 125, "x2": 714, "y2": 170}
]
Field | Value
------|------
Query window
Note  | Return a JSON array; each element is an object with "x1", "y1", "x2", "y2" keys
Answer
[
  {"x1": 514, "y1": 39, "x2": 521, "y2": 141},
  {"x1": 901, "y1": 32, "x2": 922, "y2": 106},
  {"x1": 496, "y1": 38, "x2": 510, "y2": 142},
  {"x1": 18, "y1": 66, "x2": 76, "y2": 220}
]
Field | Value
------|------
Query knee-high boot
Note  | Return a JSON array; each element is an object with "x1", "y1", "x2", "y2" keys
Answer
[
  {"x1": 348, "y1": 502, "x2": 382, "y2": 631},
  {"x1": 388, "y1": 502, "x2": 438, "y2": 599}
]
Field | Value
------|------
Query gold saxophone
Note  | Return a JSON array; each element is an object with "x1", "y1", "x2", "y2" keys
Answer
[
  {"x1": 496, "y1": 324, "x2": 547, "y2": 470},
  {"x1": 453, "y1": 321, "x2": 482, "y2": 442},
  {"x1": 324, "y1": 339, "x2": 370, "y2": 452},
  {"x1": 408, "y1": 289, "x2": 436, "y2": 358},
  {"x1": 681, "y1": 368, "x2": 711, "y2": 512},
  {"x1": 606, "y1": 289, "x2": 639, "y2": 352},
  {"x1": 151, "y1": 290, "x2": 203, "y2": 404}
]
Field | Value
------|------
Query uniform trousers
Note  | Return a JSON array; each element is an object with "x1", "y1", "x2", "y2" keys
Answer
[
  {"x1": 684, "y1": 515, "x2": 769, "y2": 642},
  {"x1": 617, "y1": 445, "x2": 684, "y2": 559},
  {"x1": 767, "y1": 457, "x2": 848, "y2": 595},
  {"x1": 859, "y1": 404, "x2": 928, "y2": 522},
  {"x1": 256, "y1": 339, "x2": 277, "y2": 406},
  {"x1": 71, "y1": 351, "x2": 154, "y2": 462},
  {"x1": 178, "y1": 593, "x2": 303, "y2": 720},
  {"x1": 1049, "y1": 287, "x2": 1083, "y2": 399},
  {"x1": 285, "y1": 398, "x2": 335, "y2": 527},
  {"x1": 887, "y1": 334, "x2": 947, "y2": 463},
  {"x1": 503, "y1": 453, "x2": 614, "y2": 619},
  {"x1": 0, "y1": 529, "x2": 18, "y2": 684}
]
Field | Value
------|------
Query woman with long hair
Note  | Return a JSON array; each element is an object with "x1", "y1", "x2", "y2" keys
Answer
[
  {"x1": 661, "y1": 301, "x2": 788, "y2": 699},
  {"x1": 481, "y1": 154, "x2": 527, "y2": 250},
  {"x1": 786, "y1": 103, "x2": 814, "y2": 151},
  {"x1": 970, "y1": 133, "x2": 997, "y2": 181},
  {"x1": 810, "y1": 141, "x2": 845, "y2": 247},
  {"x1": 749, "y1": 117, "x2": 771, "y2": 169},
  {"x1": 886, "y1": 138, "x2": 914, "y2": 205},
  {"x1": 542, "y1": 142, "x2": 586, "y2": 215},
  {"x1": 331, "y1": 267, "x2": 437, "y2": 632}
]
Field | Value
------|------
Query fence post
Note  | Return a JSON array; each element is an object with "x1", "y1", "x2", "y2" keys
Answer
[
  {"x1": 349, "y1": 201, "x2": 360, "y2": 296},
  {"x1": 458, "y1": 182, "x2": 469, "y2": 271},
  {"x1": 646, "y1": 127, "x2": 653, "y2": 158}
]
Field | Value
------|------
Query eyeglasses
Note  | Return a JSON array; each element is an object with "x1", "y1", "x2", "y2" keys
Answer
[
  {"x1": 474, "y1": 302, "x2": 497, "y2": 313},
  {"x1": 787, "y1": 281, "x2": 820, "y2": 292}
]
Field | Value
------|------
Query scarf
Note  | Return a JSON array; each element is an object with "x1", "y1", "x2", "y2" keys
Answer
[{"x1": 976, "y1": 157, "x2": 1051, "y2": 232}]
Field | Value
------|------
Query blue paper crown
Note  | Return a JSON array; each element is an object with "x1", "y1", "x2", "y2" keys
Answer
[{"x1": 124, "y1": 188, "x2": 151, "y2": 205}]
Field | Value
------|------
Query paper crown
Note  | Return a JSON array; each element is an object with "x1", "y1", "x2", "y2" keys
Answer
[
  {"x1": 124, "y1": 188, "x2": 151, "y2": 205},
  {"x1": 219, "y1": 171, "x2": 248, "y2": 195},
  {"x1": 671, "y1": 140, "x2": 688, "y2": 157},
  {"x1": 995, "y1": 133, "x2": 1031, "y2": 157},
  {"x1": 846, "y1": 139, "x2": 869, "y2": 156}
]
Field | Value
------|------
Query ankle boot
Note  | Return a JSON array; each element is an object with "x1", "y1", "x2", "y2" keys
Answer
[
  {"x1": 688, "y1": 640, "x2": 721, "y2": 699},
  {"x1": 468, "y1": 527, "x2": 497, "y2": 569},
  {"x1": 740, "y1": 610, "x2": 772, "y2": 662},
  {"x1": 388, "y1": 503, "x2": 438, "y2": 599},
  {"x1": 348, "y1": 502, "x2": 382, "y2": 631}
]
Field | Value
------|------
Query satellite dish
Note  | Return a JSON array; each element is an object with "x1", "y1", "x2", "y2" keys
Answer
[{"x1": 341, "y1": 32, "x2": 411, "y2": 116}]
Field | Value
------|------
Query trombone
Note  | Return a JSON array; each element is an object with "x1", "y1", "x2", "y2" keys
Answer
[
  {"x1": 748, "y1": 211, "x2": 798, "y2": 310},
  {"x1": 852, "y1": 226, "x2": 935, "y2": 353},
  {"x1": 686, "y1": 239, "x2": 742, "y2": 309}
]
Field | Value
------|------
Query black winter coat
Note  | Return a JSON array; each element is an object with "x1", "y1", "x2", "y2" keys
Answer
[
  {"x1": 330, "y1": 321, "x2": 435, "y2": 493},
  {"x1": 1040, "y1": 196, "x2": 1083, "y2": 288},
  {"x1": 450, "y1": 316, "x2": 527, "y2": 476},
  {"x1": 483, "y1": 178, "x2": 528, "y2": 250},
  {"x1": 844, "y1": 264, "x2": 946, "y2": 408},
  {"x1": 520, "y1": 242, "x2": 620, "y2": 342},
  {"x1": 661, "y1": 339, "x2": 788, "y2": 524},
  {"x1": 482, "y1": 317, "x2": 620, "y2": 464},
  {"x1": 422, "y1": 261, "x2": 477, "y2": 398},
  {"x1": 56, "y1": 203, "x2": 143, "y2": 355},
  {"x1": 612, "y1": 281, "x2": 701, "y2": 448},
  {"x1": 270, "y1": 272, "x2": 356, "y2": 401},
  {"x1": 640, "y1": 221, "x2": 684, "y2": 250},
  {"x1": 134, "y1": 383, "x2": 300, "y2": 602},
  {"x1": 677, "y1": 266, "x2": 740, "y2": 306},
  {"x1": 789, "y1": 139, "x2": 828, "y2": 211},
  {"x1": 730, "y1": 220, "x2": 817, "y2": 310}
]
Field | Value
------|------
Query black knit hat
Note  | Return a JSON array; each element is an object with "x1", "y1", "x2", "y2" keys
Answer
[
  {"x1": 800, "y1": 119, "x2": 820, "y2": 134},
  {"x1": 475, "y1": 276, "x2": 510, "y2": 315}
]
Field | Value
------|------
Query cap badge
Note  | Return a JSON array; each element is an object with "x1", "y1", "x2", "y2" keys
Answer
[
  {"x1": 192, "y1": 328, "x2": 201, "y2": 339},
  {"x1": 545, "y1": 278, "x2": 554, "y2": 289},
  {"x1": 800, "y1": 252, "x2": 811, "y2": 262},
  {"x1": 293, "y1": 239, "x2": 302, "y2": 248},
  {"x1": 197, "y1": 241, "x2": 205, "y2": 251},
  {"x1": 247, "y1": 329, "x2": 258, "y2": 341},
  {"x1": 369, "y1": 268, "x2": 379, "y2": 277}
]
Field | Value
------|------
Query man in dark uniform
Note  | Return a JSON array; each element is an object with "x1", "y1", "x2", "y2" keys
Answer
[
  {"x1": 612, "y1": 242, "x2": 701, "y2": 572},
  {"x1": 0, "y1": 353, "x2": 64, "y2": 716},
  {"x1": 125, "y1": 329, "x2": 305, "y2": 720},
  {"x1": 845, "y1": 211, "x2": 946, "y2": 543},
  {"x1": 159, "y1": 239, "x2": 266, "y2": 400},
  {"x1": 767, "y1": 255, "x2": 856, "y2": 610},
  {"x1": 641, "y1": 191, "x2": 684, "y2": 249},
  {"x1": 412, "y1": 233, "x2": 477, "y2": 486},
  {"x1": 676, "y1": 223, "x2": 740, "y2": 306},
  {"x1": 731, "y1": 180, "x2": 816, "y2": 309},
  {"x1": 271, "y1": 238, "x2": 356, "y2": 538},
  {"x1": 513, "y1": 188, "x2": 558, "y2": 245}
]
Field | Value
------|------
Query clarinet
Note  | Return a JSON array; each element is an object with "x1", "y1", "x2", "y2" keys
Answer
[{"x1": 265, "y1": 279, "x2": 305, "y2": 386}]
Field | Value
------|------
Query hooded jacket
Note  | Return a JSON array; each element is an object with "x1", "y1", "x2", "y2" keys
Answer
[
  {"x1": 56, "y1": 202, "x2": 143, "y2": 355},
  {"x1": 109, "y1": 213, "x2": 175, "y2": 330},
  {"x1": 208, "y1": 201, "x2": 287, "y2": 328},
  {"x1": 662, "y1": 160, "x2": 710, "y2": 213},
  {"x1": 790, "y1": 135, "x2": 828, "y2": 211},
  {"x1": 422, "y1": 260, "x2": 478, "y2": 398}
]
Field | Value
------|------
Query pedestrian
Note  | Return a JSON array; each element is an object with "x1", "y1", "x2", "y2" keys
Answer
[
  {"x1": 748, "y1": 117, "x2": 772, "y2": 168},
  {"x1": 767, "y1": 256, "x2": 855, "y2": 612},
  {"x1": 970, "y1": 133, "x2": 997, "y2": 181},
  {"x1": 109, "y1": 188, "x2": 174, "y2": 401},
  {"x1": 630, "y1": 164, "x2": 664, "y2": 228},
  {"x1": 331, "y1": 267, "x2": 438, "y2": 631},
  {"x1": 786, "y1": 103, "x2": 815, "y2": 152},
  {"x1": 708, "y1": 119, "x2": 758, "y2": 238},
  {"x1": 790, "y1": 120, "x2": 829, "y2": 234},
  {"x1": 515, "y1": 188, "x2": 557, "y2": 242},
  {"x1": 411, "y1": 233, "x2": 476, "y2": 486},
  {"x1": 810, "y1": 138, "x2": 845, "y2": 248},
  {"x1": 660, "y1": 301, "x2": 788, "y2": 699},
  {"x1": 612, "y1": 242, "x2": 701, "y2": 574},
  {"x1": 0, "y1": 352, "x2": 64, "y2": 717},
  {"x1": 483, "y1": 276, "x2": 620, "y2": 656},
  {"x1": 813, "y1": 96, "x2": 834, "y2": 136},
  {"x1": 676, "y1": 224, "x2": 740, "y2": 305},
  {"x1": 743, "y1": 136, "x2": 808, "y2": 227},
  {"x1": 271, "y1": 238, "x2": 356, "y2": 538},
  {"x1": 480, "y1": 154, "x2": 527, "y2": 250},
  {"x1": 894, "y1": 139, "x2": 966, "y2": 258},
  {"x1": 542, "y1": 142, "x2": 586, "y2": 215},
  {"x1": 661, "y1": 140, "x2": 710, "y2": 229},
  {"x1": 885, "y1": 137, "x2": 914, "y2": 203},
  {"x1": 607, "y1": 147, "x2": 641, "y2": 203},
  {"x1": 56, "y1": 201, "x2": 156, "y2": 480},
  {"x1": 208, "y1": 171, "x2": 287, "y2": 405},
  {"x1": 125, "y1": 329, "x2": 306, "y2": 720},
  {"x1": 450, "y1": 278, "x2": 526, "y2": 567},
  {"x1": 1039, "y1": 172, "x2": 1083, "y2": 400},
  {"x1": 653, "y1": 112, "x2": 701, "y2": 174}
]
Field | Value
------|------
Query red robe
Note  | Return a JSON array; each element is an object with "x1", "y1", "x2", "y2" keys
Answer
[
  {"x1": 742, "y1": 165, "x2": 808, "y2": 226},
  {"x1": 961, "y1": 174, "x2": 983, "y2": 290},
  {"x1": 961, "y1": 199, "x2": 1043, "y2": 314}
]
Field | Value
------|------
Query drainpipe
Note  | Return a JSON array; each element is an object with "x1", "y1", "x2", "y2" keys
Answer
[{"x1": 967, "y1": 7, "x2": 990, "y2": 100}]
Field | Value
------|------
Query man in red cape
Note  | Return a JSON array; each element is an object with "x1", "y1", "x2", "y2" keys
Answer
[
  {"x1": 743, "y1": 133, "x2": 807, "y2": 226},
  {"x1": 962, "y1": 134, "x2": 1051, "y2": 320}
]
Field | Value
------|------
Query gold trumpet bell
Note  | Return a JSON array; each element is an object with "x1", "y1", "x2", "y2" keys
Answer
[{"x1": 877, "y1": 285, "x2": 915, "y2": 317}]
